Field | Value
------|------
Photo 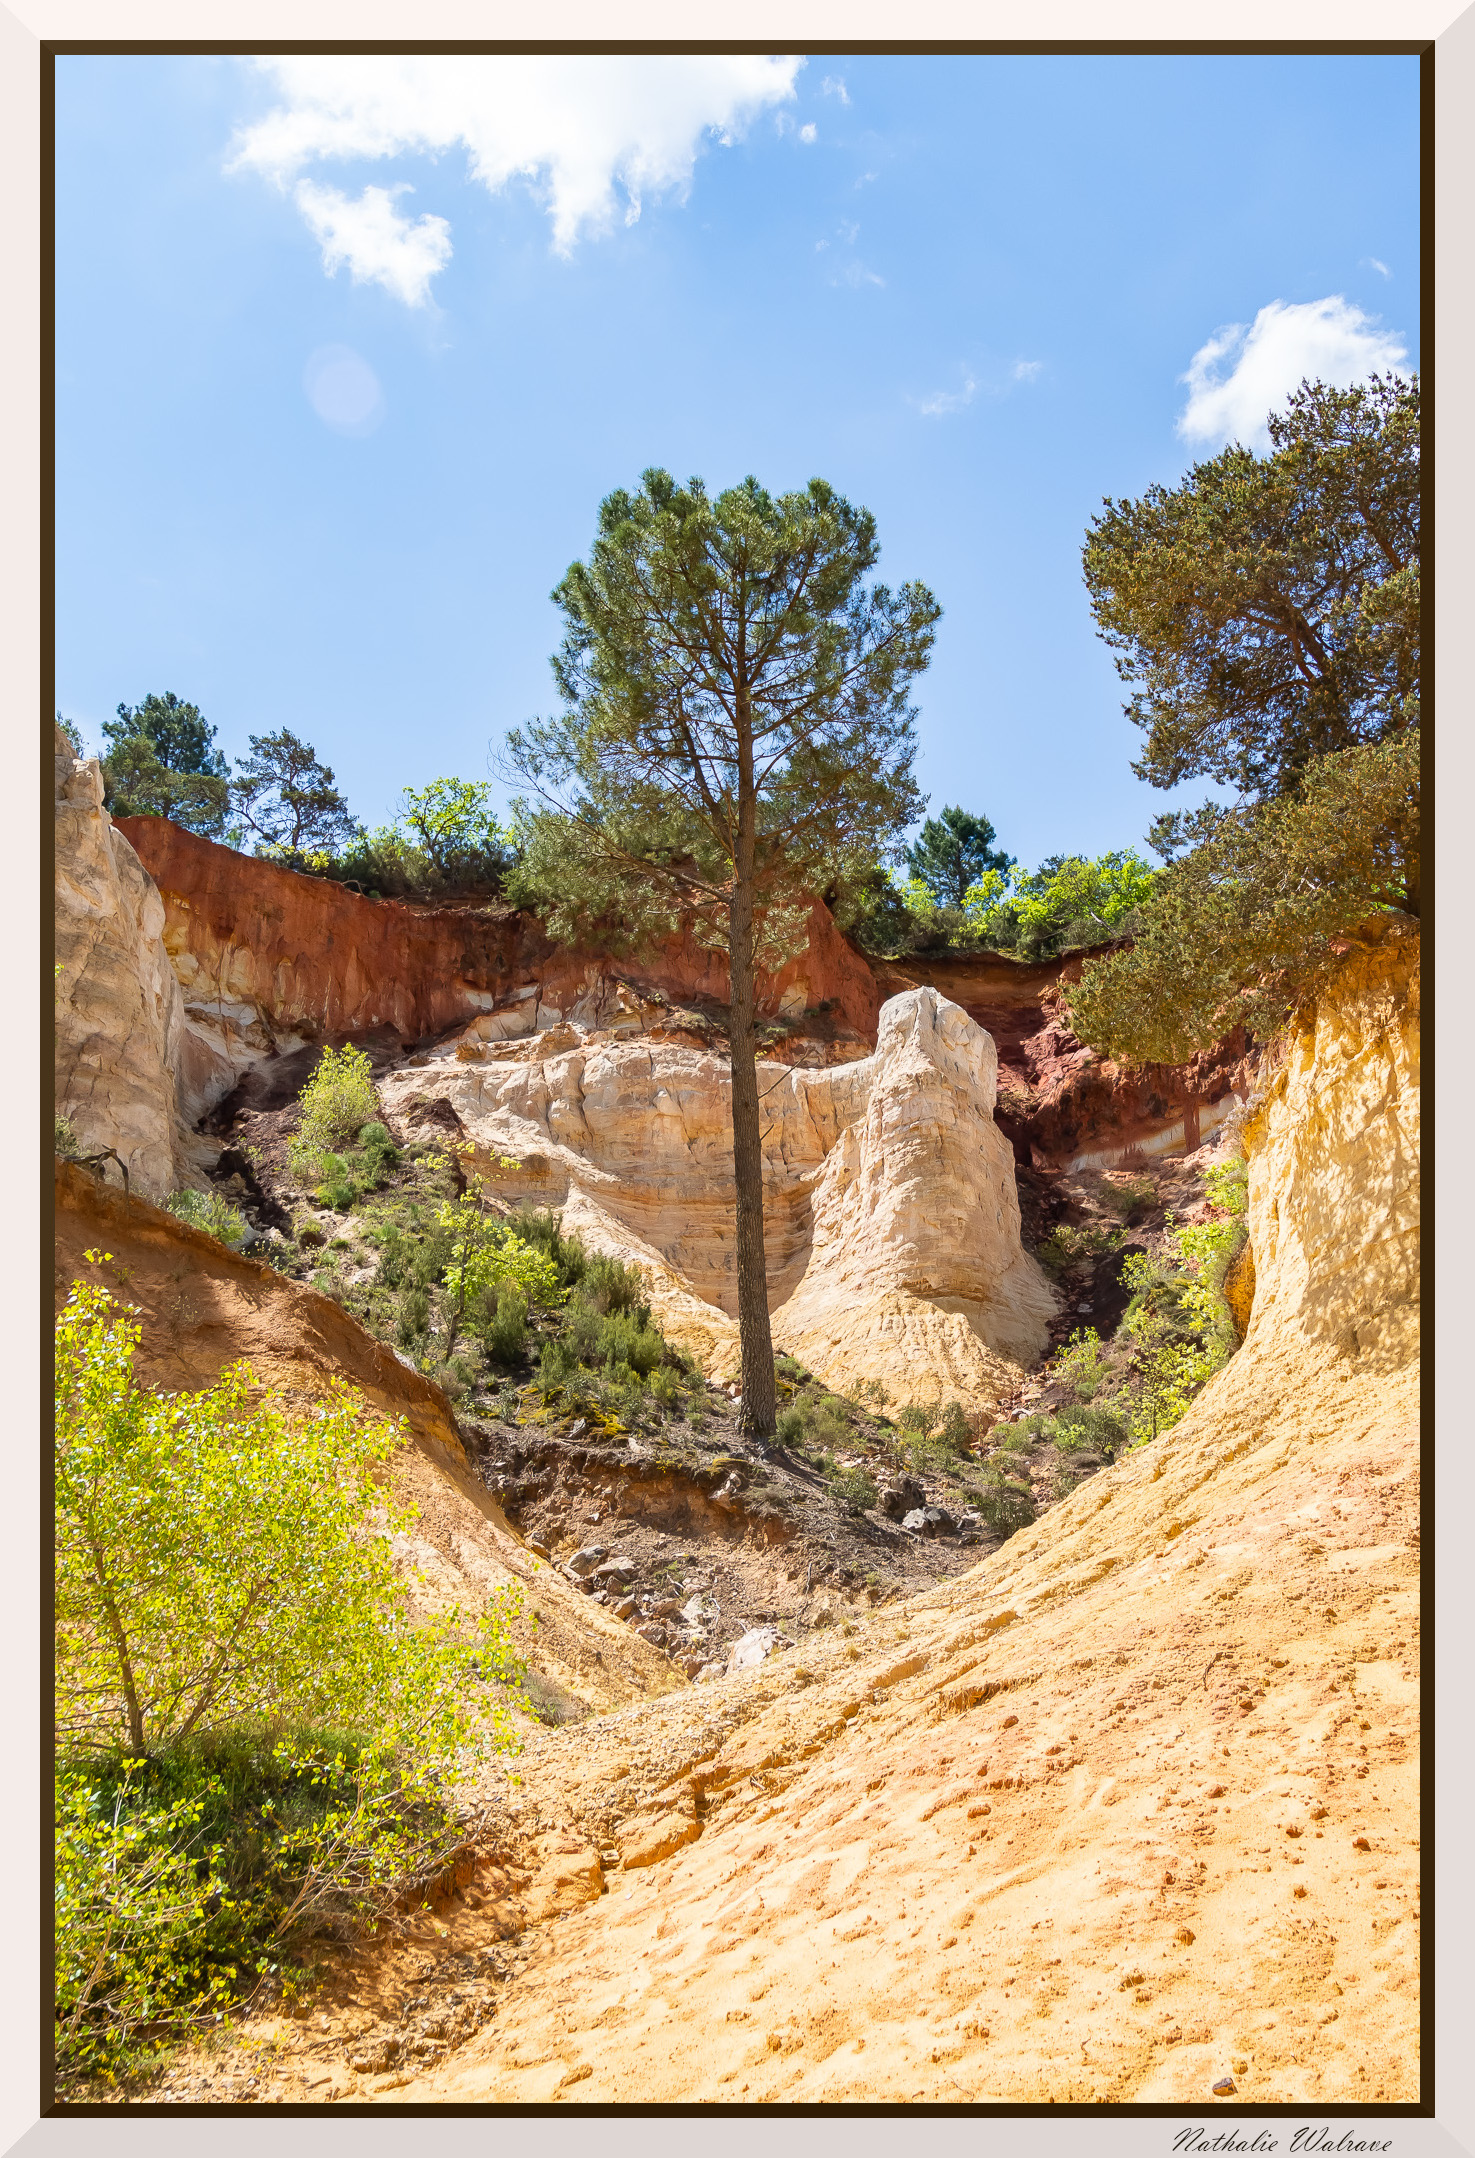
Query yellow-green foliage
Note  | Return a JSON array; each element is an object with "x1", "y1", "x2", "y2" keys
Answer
[
  {"x1": 54, "y1": 1269, "x2": 525, "y2": 2085},
  {"x1": 436, "y1": 1196, "x2": 565, "y2": 1308},
  {"x1": 290, "y1": 1043, "x2": 378, "y2": 1167}
]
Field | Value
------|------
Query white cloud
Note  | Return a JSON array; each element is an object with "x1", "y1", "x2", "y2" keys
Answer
[
  {"x1": 1364, "y1": 256, "x2": 1392, "y2": 278},
  {"x1": 919, "y1": 371, "x2": 977, "y2": 417},
  {"x1": 231, "y1": 54, "x2": 803, "y2": 294},
  {"x1": 820, "y1": 75, "x2": 850, "y2": 104},
  {"x1": 1177, "y1": 295, "x2": 1407, "y2": 449},
  {"x1": 295, "y1": 180, "x2": 451, "y2": 307},
  {"x1": 837, "y1": 218, "x2": 859, "y2": 244},
  {"x1": 838, "y1": 260, "x2": 884, "y2": 289},
  {"x1": 799, "y1": 123, "x2": 817, "y2": 144},
  {"x1": 1012, "y1": 358, "x2": 1042, "y2": 382}
]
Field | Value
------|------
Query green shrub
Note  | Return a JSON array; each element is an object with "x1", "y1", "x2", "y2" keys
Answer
[
  {"x1": 831, "y1": 1466, "x2": 878, "y2": 1514},
  {"x1": 776, "y1": 1403, "x2": 808, "y2": 1445},
  {"x1": 1052, "y1": 1403, "x2": 1128, "y2": 1459},
  {"x1": 1051, "y1": 1326, "x2": 1106, "y2": 1401},
  {"x1": 55, "y1": 1112, "x2": 80, "y2": 1159},
  {"x1": 896, "y1": 1401, "x2": 937, "y2": 1437},
  {"x1": 936, "y1": 1400, "x2": 972, "y2": 1454},
  {"x1": 164, "y1": 1188, "x2": 250, "y2": 1250},
  {"x1": 1099, "y1": 1174, "x2": 1155, "y2": 1223},
  {"x1": 970, "y1": 1466, "x2": 1036, "y2": 1537},
  {"x1": 477, "y1": 1284, "x2": 528, "y2": 1367},
  {"x1": 54, "y1": 1276, "x2": 525, "y2": 2087},
  {"x1": 512, "y1": 1208, "x2": 588, "y2": 1289},
  {"x1": 396, "y1": 1288, "x2": 428, "y2": 1343},
  {"x1": 536, "y1": 1337, "x2": 578, "y2": 1395},
  {"x1": 1037, "y1": 1221, "x2": 1124, "y2": 1276},
  {"x1": 648, "y1": 1364, "x2": 682, "y2": 1411},
  {"x1": 597, "y1": 1309, "x2": 664, "y2": 1377},
  {"x1": 314, "y1": 1154, "x2": 362, "y2": 1213},
  {"x1": 579, "y1": 1252, "x2": 649, "y2": 1320},
  {"x1": 806, "y1": 1405, "x2": 849, "y2": 1452},
  {"x1": 292, "y1": 1044, "x2": 378, "y2": 1161}
]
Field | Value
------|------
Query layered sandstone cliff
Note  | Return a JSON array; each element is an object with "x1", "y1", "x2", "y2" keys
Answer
[
  {"x1": 380, "y1": 986, "x2": 1057, "y2": 1413},
  {"x1": 53, "y1": 730, "x2": 192, "y2": 1200},
  {"x1": 117, "y1": 816, "x2": 880, "y2": 1119},
  {"x1": 315, "y1": 928, "x2": 1417, "y2": 2109}
]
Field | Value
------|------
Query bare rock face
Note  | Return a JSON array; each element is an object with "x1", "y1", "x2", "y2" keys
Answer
[
  {"x1": 381, "y1": 985, "x2": 1056, "y2": 1412},
  {"x1": 1239, "y1": 921, "x2": 1419, "y2": 1371},
  {"x1": 53, "y1": 729, "x2": 191, "y2": 1200},
  {"x1": 773, "y1": 988, "x2": 1058, "y2": 1404},
  {"x1": 116, "y1": 816, "x2": 880, "y2": 1119}
]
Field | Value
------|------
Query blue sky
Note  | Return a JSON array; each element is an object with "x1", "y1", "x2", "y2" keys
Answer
[{"x1": 54, "y1": 52, "x2": 1420, "y2": 867}]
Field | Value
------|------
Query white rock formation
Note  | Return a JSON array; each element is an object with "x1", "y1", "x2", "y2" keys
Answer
[
  {"x1": 380, "y1": 986, "x2": 1056, "y2": 1413},
  {"x1": 53, "y1": 729, "x2": 193, "y2": 1200}
]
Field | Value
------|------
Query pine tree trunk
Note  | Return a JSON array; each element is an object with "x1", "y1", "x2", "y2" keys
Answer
[{"x1": 728, "y1": 858, "x2": 777, "y2": 1440}]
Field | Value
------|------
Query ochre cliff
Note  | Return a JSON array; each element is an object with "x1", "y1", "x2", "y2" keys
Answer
[
  {"x1": 239, "y1": 931, "x2": 1416, "y2": 2107},
  {"x1": 878, "y1": 950, "x2": 1254, "y2": 1171},
  {"x1": 117, "y1": 812, "x2": 1257, "y2": 1173},
  {"x1": 54, "y1": 732, "x2": 193, "y2": 1200},
  {"x1": 380, "y1": 987, "x2": 1057, "y2": 1413},
  {"x1": 1238, "y1": 922, "x2": 1419, "y2": 1371},
  {"x1": 116, "y1": 816, "x2": 881, "y2": 1118}
]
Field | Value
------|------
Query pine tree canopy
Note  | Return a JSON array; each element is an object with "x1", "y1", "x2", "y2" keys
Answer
[
  {"x1": 1082, "y1": 374, "x2": 1418, "y2": 802},
  {"x1": 505, "y1": 468, "x2": 937, "y2": 962},
  {"x1": 904, "y1": 805, "x2": 1013, "y2": 907}
]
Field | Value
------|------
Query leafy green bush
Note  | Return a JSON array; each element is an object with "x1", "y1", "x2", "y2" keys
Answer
[
  {"x1": 960, "y1": 849, "x2": 1158, "y2": 961},
  {"x1": 1099, "y1": 1174, "x2": 1155, "y2": 1223},
  {"x1": 1037, "y1": 1221, "x2": 1124, "y2": 1276},
  {"x1": 776, "y1": 1403, "x2": 807, "y2": 1445},
  {"x1": 438, "y1": 1197, "x2": 564, "y2": 1314},
  {"x1": 316, "y1": 779, "x2": 514, "y2": 900},
  {"x1": 831, "y1": 1466, "x2": 878, "y2": 1514},
  {"x1": 164, "y1": 1188, "x2": 249, "y2": 1250},
  {"x1": 54, "y1": 1274, "x2": 525, "y2": 2087},
  {"x1": 1051, "y1": 1326, "x2": 1106, "y2": 1401},
  {"x1": 1051, "y1": 1403, "x2": 1128, "y2": 1458},
  {"x1": 476, "y1": 1283, "x2": 529, "y2": 1367},
  {"x1": 970, "y1": 1465, "x2": 1036, "y2": 1537},
  {"x1": 290, "y1": 1045, "x2": 378, "y2": 1173},
  {"x1": 55, "y1": 1113, "x2": 80, "y2": 1159}
]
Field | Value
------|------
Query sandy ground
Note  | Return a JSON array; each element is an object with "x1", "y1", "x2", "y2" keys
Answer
[{"x1": 161, "y1": 1312, "x2": 1417, "y2": 2106}]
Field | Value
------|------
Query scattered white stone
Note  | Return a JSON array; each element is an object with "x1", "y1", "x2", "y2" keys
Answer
[{"x1": 727, "y1": 1626, "x2": 778, "y2": 1672}]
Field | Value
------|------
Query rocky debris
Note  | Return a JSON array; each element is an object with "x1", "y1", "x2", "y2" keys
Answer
[
  {"x1": 727, "y1": 1626, "x2": 779, "y2": 1671},
  {"x1": 564, "y1": 1545, "x2": 608, "y2": 1581},
  {"x1": 878, "y1": 1473, "x2": 926, "y2": 1522},
  {"x1": 901, "y1": 1505, "x2": 956, "y2": 1538}
]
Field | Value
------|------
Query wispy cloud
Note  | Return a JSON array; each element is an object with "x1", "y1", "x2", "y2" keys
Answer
[
  {"x1": 1012, "y1": 358, "x2": 1042, "y2": 382},
  {"x1": 230, "y1": 55, "x2": 803, "y2": 300},
  {"x1": 800, "y1": 123, "x2": 817, "y2": 144},
  {"x1": 1363, "y1": 255, "x2": 1392, "y2": 278},
  {"x1": 837, "y1": 219, "x2": 859, "y2": 244},
  {"x1": 838, "y1": 259, "x2": 884, "y2": 289},
  {"x1": 294, "y1": 180, "x2": 451, "y2": 307},
  {"x1": 820, "y1": 75, "x2": 850, "y2": 104},
  {"x1": 919, "y1": 371, "x2": 978, "y2": 417},
  {"x1": 1177, "y1": 295, "x2": 1407, "y2": 449}
]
